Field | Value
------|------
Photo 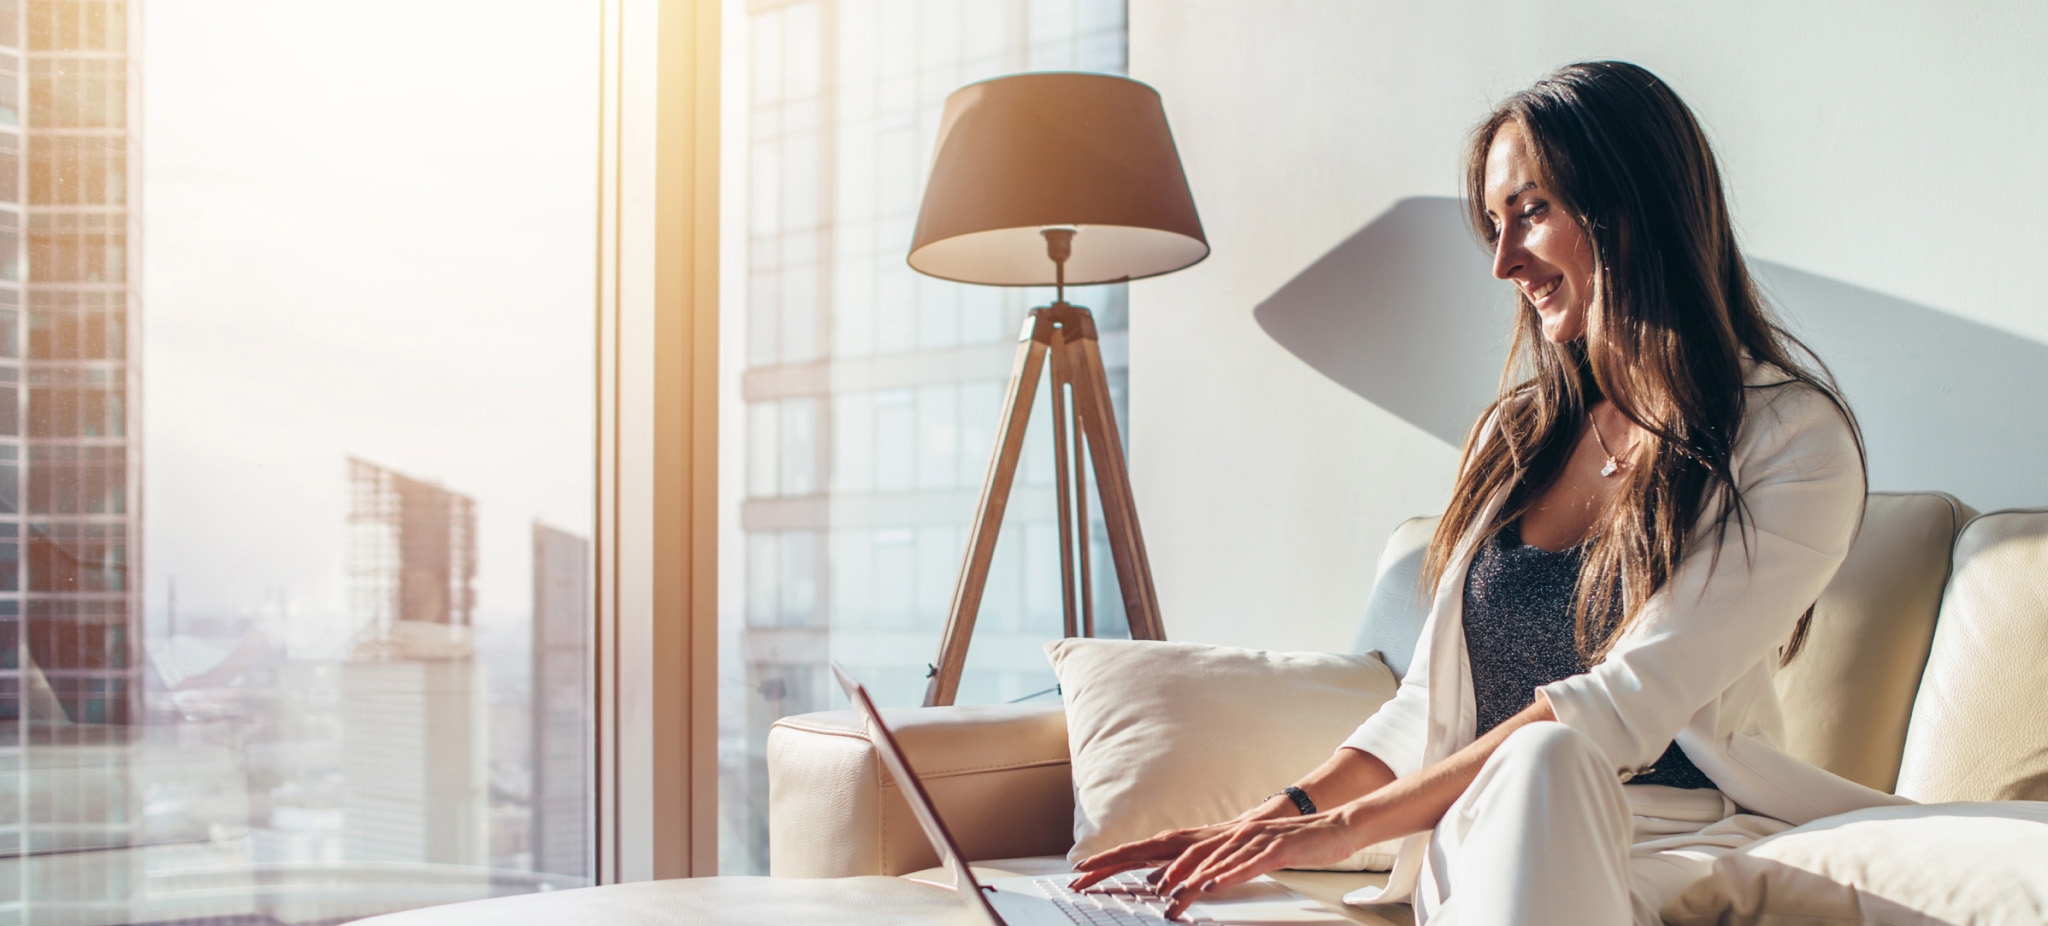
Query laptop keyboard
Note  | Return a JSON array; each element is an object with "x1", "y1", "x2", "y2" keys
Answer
[{"x1": 1026, "y1": 870, "x2": 1215, "y2": 925}]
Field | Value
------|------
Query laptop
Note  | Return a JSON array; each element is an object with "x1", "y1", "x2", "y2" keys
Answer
[{"x1": 828, "y1": 661, "x2": 1347, "y2": 926}]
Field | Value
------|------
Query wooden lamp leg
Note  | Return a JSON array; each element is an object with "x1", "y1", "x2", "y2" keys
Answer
[
  {"x1": 1071, "y1": 366, "x2": 1095, "y2": 639},
  {"x1": 924, "y1": 310, "x2": 1054, "y2": 707},
  {"x1": 1057, "y1": 303, "x2": 1164, "y2": 641},
  {"x1": 1048, "y1": 323, "x2": 1081, "y2": 641}
]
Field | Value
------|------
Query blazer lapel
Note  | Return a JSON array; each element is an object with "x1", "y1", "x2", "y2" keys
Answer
[{"x1": 1369, "y1": 477, "x2": 1518, "y2": 907}]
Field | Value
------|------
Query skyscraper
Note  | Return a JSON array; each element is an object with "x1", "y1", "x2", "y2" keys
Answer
[
  {"x1": 341, "y1": 458, "x2": 487, "y2": 866},
  {"x1": 0, "y1": 0, "x2": 145, "y2": 916},
  {"x1": 340, "y1": 657, "x2": 490, "y2": 866},
  {"x1": 347, "y1": 456, "x2": 478, "y2": 649},
  {"x1": 529, "y1": 522, "x2": 588, "y2": 879},
  {"x1": 720, "y1": 0, "x2": 1131, "y2": 874}
]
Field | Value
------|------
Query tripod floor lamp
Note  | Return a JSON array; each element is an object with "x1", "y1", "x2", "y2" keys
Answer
[{"x1": 907, "y1": 72, "x2": 1208, "y2": 706}]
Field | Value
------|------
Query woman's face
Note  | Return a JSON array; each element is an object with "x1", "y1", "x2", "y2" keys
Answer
[{"x1": 1482, "y1": 122, "x2": 1597, "y2": 343}]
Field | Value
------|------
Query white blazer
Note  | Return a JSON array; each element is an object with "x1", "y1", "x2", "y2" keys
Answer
[{"x1": 1340, "y1": 360, "x2": 1914, "y2": 906}]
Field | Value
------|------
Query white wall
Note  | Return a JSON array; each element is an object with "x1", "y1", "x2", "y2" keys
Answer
[{"x1": 1126, "y1": 1, "x2": 2048, "y2": 652}]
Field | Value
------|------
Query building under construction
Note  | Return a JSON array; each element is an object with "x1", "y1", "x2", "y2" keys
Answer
[{"x1": 347, "y1": 456, "x2": 479, "y2": 652}]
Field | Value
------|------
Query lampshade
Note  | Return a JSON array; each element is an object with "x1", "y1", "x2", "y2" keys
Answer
[{"x1": 908, "y1": 72, "x2": 1208, "y2": 287}]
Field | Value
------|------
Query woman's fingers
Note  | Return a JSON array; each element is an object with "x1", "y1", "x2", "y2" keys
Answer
[
  {"x1": 1162, "y1": 818, "x2": 1364, "y2": 918},
  {"x1": 1206, "y1": 844, "x2": 1285, "y2": 893},
  {"x1": 1069, "y1": 828, "x2": 1203, "y2": 890},
  {"x1": 1191, "y1": 839, "x2": 1268, "y2": 891},
  {"x1": 1166, "y1": 840, "x2": 1266, "y2": 914},
  {"x1": 1162, "y1": 841, "x2": 1286, "y2": 920},
  {"x1": 1154, "y1": 828, "x2": 1238, "y2": 898},
  {"x1": 1064, "y1": 860, "x2": 1149, "y2": 892}
]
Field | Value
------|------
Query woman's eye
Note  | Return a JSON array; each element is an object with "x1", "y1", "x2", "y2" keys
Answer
[{"x1": 1519, "y1": 202, "x2": 1548, "y2": 222}]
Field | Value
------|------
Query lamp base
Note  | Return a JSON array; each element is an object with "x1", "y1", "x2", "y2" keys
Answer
[{"x1": 922, "y1": 300, "x2": 1164, "y2": 707}]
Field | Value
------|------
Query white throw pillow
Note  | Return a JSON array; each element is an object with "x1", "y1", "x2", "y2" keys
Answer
[
  {"x1": 1664, "y1": 801, "x2": 2048, "y2": 925},
  {"x1": 1046, "y1": 638, "x2": 1403, "y2": 872}
]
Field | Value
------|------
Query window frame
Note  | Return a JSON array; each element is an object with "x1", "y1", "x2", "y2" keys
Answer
[{"x1": 595, "y1": 0, "x2": 721, "y2": 882}]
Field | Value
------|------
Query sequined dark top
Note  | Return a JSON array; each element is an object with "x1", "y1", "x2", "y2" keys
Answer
[{"x1": 1462, "y1": 519, "x2": 1716, "y2": 790}]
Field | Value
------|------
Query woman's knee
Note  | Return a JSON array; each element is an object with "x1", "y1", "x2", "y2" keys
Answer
[{"x1": 1490, "y1": 721, "x2": 1606, "y2": 777}]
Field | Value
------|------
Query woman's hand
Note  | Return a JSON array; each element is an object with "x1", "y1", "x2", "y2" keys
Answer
[
  {"x1": 1148, "y1": 813, "x2": 1365, "y2": 920},
  {"x1": 1064, "y1": 818, "x2": 1248, "y2": 892},
  {"x1": 1067, "y1": 749, "x2": 1402, "y2": 910}
]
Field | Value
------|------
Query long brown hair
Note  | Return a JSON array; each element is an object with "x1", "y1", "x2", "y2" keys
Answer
[{"x1": 1424, "y1": 61, "x2": 1861, "y2": 665}]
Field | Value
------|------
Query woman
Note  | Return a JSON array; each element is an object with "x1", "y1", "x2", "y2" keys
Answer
[{"x1": 1067, "y1": 61, "x2": 1912, "y2": 924}]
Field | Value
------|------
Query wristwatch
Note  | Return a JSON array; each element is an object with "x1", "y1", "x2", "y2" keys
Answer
[{"x1": 1267, "y1": 785, "x2": 1316, "y2": 816}]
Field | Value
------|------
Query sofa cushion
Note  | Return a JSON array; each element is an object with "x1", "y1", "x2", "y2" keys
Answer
[
  {"x1": 1046, "y1": 638, "x2": 1402, "y2": 872},
  {"x1": 766, "y1": 702, "x2": 1073, "y2": 877},
  {"x1": 1771, "y1": 492, "x2": 1972, "y2": 792},
  {"x1": 1896, "y1": 508, "x2": 2048, "y2": 803},
  {"x1": 1663, "y1": 801, "x2": 2048, "y2": 925},
  {"x1": 1350, "y1": 516, "x2": 1438, "y2": 678}
]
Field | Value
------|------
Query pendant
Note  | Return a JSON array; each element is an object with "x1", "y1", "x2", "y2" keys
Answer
[{"x1": 1601, "y1": 457, "x2": 1620, "y2": 477}]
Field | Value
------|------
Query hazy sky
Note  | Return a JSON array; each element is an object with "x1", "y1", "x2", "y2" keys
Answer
[{"x1": 141, "y1": 2, "x2": 599, "y2": 653}]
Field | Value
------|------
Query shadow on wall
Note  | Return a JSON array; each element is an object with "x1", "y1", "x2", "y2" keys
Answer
[{"x1": 1254, "y1": 195, "x2": 2048, "y2": 511}]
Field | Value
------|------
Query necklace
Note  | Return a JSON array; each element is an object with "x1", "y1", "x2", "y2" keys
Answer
[{"x1": 1587, "y1": 412, "x2": 1635, "y2": 477}]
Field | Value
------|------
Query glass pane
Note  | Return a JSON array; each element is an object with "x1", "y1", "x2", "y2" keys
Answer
[
  {"x1": 0, "y1": 2, "x2": 599, "y2": 921},
  {"x1": 718, "y1": 0, "x2": 1131, "y2": 875}
]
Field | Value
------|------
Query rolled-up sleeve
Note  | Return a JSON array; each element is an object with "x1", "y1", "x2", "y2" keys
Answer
[
  {"x1": 1538, "y1": 384, "x2": 1865, "y2": 774},
  {"x1": 1340, "y1": 648, "x2": 1429, "y2": 777}
]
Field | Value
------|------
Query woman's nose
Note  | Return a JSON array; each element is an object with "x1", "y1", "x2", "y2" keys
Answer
[{"x1": 1490, "y1": 235, "x2": 1523, "y2": 281}]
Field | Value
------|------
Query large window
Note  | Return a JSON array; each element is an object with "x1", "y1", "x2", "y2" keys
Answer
[
  {"x1": 28, "y1": 135, "x2": 123, "y2": 205},
  {"x1": 718, "y1": 0, "x2": 1132, "y2": 875},
  {"x1": 0, "y1": 2, "x2": 602, "y2": 922}
]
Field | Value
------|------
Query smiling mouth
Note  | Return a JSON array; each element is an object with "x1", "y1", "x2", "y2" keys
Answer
[{"x1": 1527, "y1": 277, "x2": 1561, "y2": 301}]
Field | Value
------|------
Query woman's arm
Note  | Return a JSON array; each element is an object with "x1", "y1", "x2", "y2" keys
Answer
[
  {"x1": 1148, "y1": 694, "x2": 1557, "y2": 920},
  {"x1": 1277, "y1": 744, "x2": 1402, "y2": 817},
  {"x1": 1065, "y1": 744, "x2": 1399, "y2": 891}
]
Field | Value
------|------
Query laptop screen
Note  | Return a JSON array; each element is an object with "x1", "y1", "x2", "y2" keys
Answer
[{"x1": 829, "y1": 661, "x2": 1005, "y2": 925}]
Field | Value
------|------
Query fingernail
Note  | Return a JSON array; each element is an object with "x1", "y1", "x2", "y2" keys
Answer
[{"x1": 1200, "y1": 878, "x2": 1216, "y2": 892}]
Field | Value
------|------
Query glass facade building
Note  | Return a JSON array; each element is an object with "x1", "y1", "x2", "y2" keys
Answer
[
  {"x1": 0, "y1": 0, "x2": 144, "y2": 918},
  {"x1": 720, "y1": 0, "x2": 1132, "y2": 875}
]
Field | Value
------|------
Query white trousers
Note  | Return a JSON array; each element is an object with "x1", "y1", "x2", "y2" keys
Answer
[{"x1": 1414, "y1": 723, "x2": 1791, "y2": 926}]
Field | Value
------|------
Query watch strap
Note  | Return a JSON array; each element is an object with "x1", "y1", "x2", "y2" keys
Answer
[{"x1": 1273, "y1": 785, "x2": 1316, "y2": 816}]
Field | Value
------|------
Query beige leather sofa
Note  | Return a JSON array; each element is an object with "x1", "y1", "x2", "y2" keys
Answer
[{"x1": 767, "y1": 492, "x2": 2048, "y2": 918}]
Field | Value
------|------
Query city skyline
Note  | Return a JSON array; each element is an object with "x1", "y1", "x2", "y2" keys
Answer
[
  {"x1": 0, "y1": 1, "x2": 603, "y2": 920},
  {"x1": 141, "y1": 0, "x2": 595, "y2": 648}
]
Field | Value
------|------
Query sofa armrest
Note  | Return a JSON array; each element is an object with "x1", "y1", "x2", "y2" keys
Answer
[{"x1": 767, "y1": 701, "x2": 1073, "y2": 877}]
